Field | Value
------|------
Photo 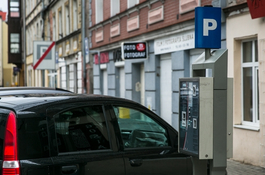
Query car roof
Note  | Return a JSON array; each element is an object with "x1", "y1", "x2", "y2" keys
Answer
[
  {"x1": 0, "y1": 87, "x2": 73, "y2": 97},
  {"x1": 0, "y1": 93, "x2": 139, "y2": 112}
]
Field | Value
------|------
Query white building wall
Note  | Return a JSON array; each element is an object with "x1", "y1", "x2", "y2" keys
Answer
[{"x1": 227, "y1": 10, "x2": 265, "y2": 168}]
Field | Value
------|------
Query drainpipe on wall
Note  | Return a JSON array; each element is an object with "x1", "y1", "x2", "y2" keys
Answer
[
  {"x1": 42, "y1": 0, "x2": 45, "y2": 87},
  {"x1": 23, "y1": 0, "x2": 27, "y2": 86},
  {"x1": 82, "y1": 0, "x2": 87, "y2": 94}
]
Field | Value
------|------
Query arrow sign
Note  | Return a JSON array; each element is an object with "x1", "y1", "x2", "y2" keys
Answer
[{"x1": 33, "y1": 41, "x2": 56, "y2": 70}]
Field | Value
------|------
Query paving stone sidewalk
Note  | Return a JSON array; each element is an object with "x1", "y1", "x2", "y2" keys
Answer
[{"x1": 227, "y1": 159, "x2": 265, "y2": 175}]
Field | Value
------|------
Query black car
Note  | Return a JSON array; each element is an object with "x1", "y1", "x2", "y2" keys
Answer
[
  {"x1": 0, "y1": 89, "x2": 192, "y2": 175},
  {"x1": 0, "y1": 87, "x2": 73, "y2": 97}
]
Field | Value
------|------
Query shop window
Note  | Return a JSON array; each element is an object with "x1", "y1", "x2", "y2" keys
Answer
[
  {"x1": 241, "y1": 39, "x2": 259, "y2": 126},
  {"x1": 48, "y1": 70, "x2": 57, "y2": 88},
  {"x1": 28, "y1": 69, "x2": 32, "y2": 86}
]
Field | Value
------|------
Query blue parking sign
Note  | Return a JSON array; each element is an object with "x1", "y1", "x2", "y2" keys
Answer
[{"x1": 195, "y1": 7, "x2": 221, "y2": 49}]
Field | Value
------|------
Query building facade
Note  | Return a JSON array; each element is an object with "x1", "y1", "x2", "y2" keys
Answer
[
  {"x1": 0, "y1": 11, "x2": 5, "y2": 87},
  {"x1": 7, "y1": 0, "x2": 24, "y2": 86},
  {"x1": 225, "y1": 1, "x2": 265, "y2": 168},
  {"x1": 89, "y1": 0, "x2": 227, "y2": 129},
  {"x1": 25, "y1": 0, "x2": 46, "y2": 87},
  {"x1": 43, "y1": 0, "x2": 83, "y2": 93},
  {"x1": 1, "y1": 11, "x2": 17, "y2": 87},
  {"x1": 23, "y1": 0, "x2": 84, "y2": 93}
]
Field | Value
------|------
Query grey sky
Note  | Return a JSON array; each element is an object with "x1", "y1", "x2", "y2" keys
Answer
[{"x1": 0, "y1": 0, "x2": 8, "y2": 12}]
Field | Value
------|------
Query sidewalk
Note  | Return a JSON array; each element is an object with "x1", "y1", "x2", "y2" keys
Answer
[{"x1": 227, "y1": 159, "x2": 265, "y2": 175}]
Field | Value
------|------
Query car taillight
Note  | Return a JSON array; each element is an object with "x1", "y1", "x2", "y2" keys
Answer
[{"x1": 2, "y1": 111, "x2": 20, "y2": 175}]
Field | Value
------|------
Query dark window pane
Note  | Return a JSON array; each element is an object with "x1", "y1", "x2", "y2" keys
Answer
[
  {"x1": 243, "y1": 67, "x2": 253, "y2": 122},
  {"x1": 18, "y1": 117, "x2": 50, "y2": 159},
  {"x1": 257, "y1": 69, "x2": 259, "y2": 121},
  {"x1": 255, "y1": 40, "x2": 258, "y2": 62},
  {"x1": 0, "y1": 109, "x2": 9, "y2": 159},
  {"x1": 243, "y1": 41, "x2": 252, "y2": 63},
  {"x1": 114, "y1": 106, "x2": 168, "y2": 148},
  {"x1": 55, "y1": 106, "x2": 110, "y2": 153}
]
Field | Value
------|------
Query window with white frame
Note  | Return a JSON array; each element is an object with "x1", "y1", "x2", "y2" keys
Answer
[
  {"x1": 28, "y1": 69, "x2": 32, "y2": 87},
  {"x1": 10, "y1": 33, "x2": 20, "y2": 54},
  {"x1": 95, "y1": 0, "x2": 103, "y2": 24},
  {"x1": 27, "y1": 30, "x2": 30, "y2": 54},
  {"x1": 40, "y1": 20, "x2": 43, "y2": 37},
  {"x1": 31, "y1": 27, "x2": 34, "y2": 53},
  {"x1": 26, "y1": 0, "x2": 28, "y2": 15},
  {"x1": 47, "y1": 18, "x2": 50, "y2": 41},
  {"x1": 48, "y1": 70, "x2": 57, "y2": 88},
  {"x1": 58, "y1": 9, "x2": 63, "y2": 39},
  {"x1": 65, "y1": 3, "x2": 70, "y2": 35},
  {"x1": 32, "y1": 26, "x2": 34, "y2": 52},
  {"x1": 73, "y1": 0, "x2": 78, "y2": 31},
  {"x1": 28, "y1": 29, "x2": 32, "y2": 54},
  {"x1": 36, "y1": 23, "x2": 39, "y2": 39},
  {"x1": 241, "y1": 39, "x2": 259, "y2": 126},
  {"x1": 28, "y1": 0, "x2": 31, "y2": 14},
  {"x1": 127, "y1": 0, "x2": 139, "y2": 9},
  {"x1": 53, "y1": 14, "x2": 56, "y2": 41},
  {"x1": 10, "y1": 0, "x2": 20, "y2": 17},
  {"x1": 111, "y1": 0, "x2": 120, "y2": 16},
  {"x1": 66, "y1": 65, "x2": 70, "y2": 90}
]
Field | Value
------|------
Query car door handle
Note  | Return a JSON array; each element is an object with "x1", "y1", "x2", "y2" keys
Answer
[
  {"x1": 130, "y1": 159, "x2": 143, "y2": 167},
  {"x1": 61, "y1": 165, "x2": 78, "y2": 174},
  {"x1": 160, "y1": 149, "x2": 170, "y2": 155}
]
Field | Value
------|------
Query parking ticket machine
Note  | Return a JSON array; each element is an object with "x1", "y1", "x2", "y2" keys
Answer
[
  {"x1": 178, "y1": 49, "x2": 232, "y2": 175},
  {"x1": 179, "y1": 77, "x2": 213, "y2": 159}
]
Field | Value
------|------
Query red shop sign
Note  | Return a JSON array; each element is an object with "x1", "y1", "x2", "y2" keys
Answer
[
  {"x1": 247, "y1": 0, "x2": 265, "y2": 19},
  {"x1": 94, "y1": 52, "x2": 109, "y2": 64}
]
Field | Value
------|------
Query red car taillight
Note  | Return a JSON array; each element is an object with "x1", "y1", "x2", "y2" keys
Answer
[{"x1": 2, "y1": 111, "x2": 20, "y2": 175}]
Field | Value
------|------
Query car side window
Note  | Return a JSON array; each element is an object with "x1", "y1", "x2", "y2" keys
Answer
[
  {"x1": 54, "y1": 105, "x2": 110, "y2": 153},
  {"x1": 113, "y1": 106, "x2": 168, "y2": 148}
]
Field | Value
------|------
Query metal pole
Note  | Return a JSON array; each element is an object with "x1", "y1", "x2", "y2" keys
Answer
[
  {"x1": 42, "y1": 0, "x2": 45, "y2": 87},
  {"x1": 23, "y1": 0, "x2": 27, "y2": 86},
  {"x1": 82, "y1": 0, "x2": 87, "y2": 94},
  {"x1": 98, "y1": 51, "x2": 101, "y2": 94},
  {"x1": 205, "y1": 49, "x2": 211, "y2": 60}
]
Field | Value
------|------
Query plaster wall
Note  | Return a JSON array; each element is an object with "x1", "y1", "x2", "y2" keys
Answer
[{"x1": 227, "y1": 11, "x2": 265, "y2": 167}]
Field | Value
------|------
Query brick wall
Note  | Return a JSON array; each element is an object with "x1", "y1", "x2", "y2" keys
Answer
[{"x1": 90, "y1": 0, "x2": 212, "y2": 49}]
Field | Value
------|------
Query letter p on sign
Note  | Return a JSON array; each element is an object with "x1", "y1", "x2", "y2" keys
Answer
[
  {"x1": 203, "y1": 19, "x2": 217, "y2": 36},
  {"x1": 195, "y1": 7, "x2": 221, "y2": 49}
]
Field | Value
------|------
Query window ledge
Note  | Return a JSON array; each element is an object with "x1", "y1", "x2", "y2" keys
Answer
[
  {"x1": 233, "y1": 124, "x2": 260, "y2": 131},
  {"x1": 115, "y1": 61, "x2": 125, "y2": 67}
]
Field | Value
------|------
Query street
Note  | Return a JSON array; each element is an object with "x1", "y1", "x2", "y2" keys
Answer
[{"x1": 227, "y1": 159, "x2": 265, "y2": 175}]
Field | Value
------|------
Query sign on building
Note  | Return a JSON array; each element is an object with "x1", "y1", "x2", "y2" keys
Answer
[
  {"x1": 247, "y1": 0, "x2": 265, "y2": 19},
  {"x1": 154, "y1": 31, "x2": 195, "y2": 55},
  {"x1": 33, "y1": 41, "x2": 56, "y2": 70},
  {"x1": 94, "y1": 52, "x2": 109, "y2": 64},
  {"x1": 195, "y1": 6, "x2": 221, "y2": 49},
  {"x1": 121, "y1": 42, "x2": 148, "y2": 59}
]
